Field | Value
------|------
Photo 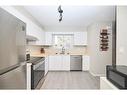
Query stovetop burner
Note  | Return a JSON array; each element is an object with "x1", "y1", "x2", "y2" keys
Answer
[{"x1": 27, "y1": 57, "x2": 45, "y2": 65}]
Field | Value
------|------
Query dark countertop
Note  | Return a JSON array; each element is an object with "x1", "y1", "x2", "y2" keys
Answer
[{"x1": 108, "y1": 65, "x2": 127, "y2": 76}]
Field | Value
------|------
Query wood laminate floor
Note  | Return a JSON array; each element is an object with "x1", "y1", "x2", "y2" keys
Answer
[{"x1": 41, "y1": 71, "x2": 100, "y2": 89}]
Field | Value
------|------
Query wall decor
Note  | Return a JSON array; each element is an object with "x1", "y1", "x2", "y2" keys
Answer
[
  {"x1": 58, "y1": 5, "x2": 63, "y2": 22},
  {"x1": 100, "y1": 29, "x2": 109, "y2": 51}
]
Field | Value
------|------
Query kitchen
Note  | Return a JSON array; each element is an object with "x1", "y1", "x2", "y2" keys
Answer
[
  {"x1": 0, "y1": 5, "x2": 127, "y2": 90},
  {"x1": 24, "y1": 6, "x2": 114, "y2": 89}
]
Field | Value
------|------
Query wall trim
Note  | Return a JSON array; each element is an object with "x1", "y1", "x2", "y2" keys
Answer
[{"x1": 90, "y1": 71, "x2": 105, "y2": 77}]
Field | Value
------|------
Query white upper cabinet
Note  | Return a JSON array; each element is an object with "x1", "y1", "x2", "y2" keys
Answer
[
  {"x1": 74, "y1": 32, "x2": 87, "y2": 46},
  {"x1": 45, "y1": 32, "x2": 53, "y2": 45},
  {"x1": 27, "y1": 23, "x2": 45, "y2": 45}
]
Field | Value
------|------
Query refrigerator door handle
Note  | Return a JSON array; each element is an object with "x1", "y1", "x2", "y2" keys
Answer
[
  {"x1": 0, "y1": 61, "x2": 26, "y2": 75},
  {"x1": 0, "y1": 64, "x2": 19, "y2": 76}
]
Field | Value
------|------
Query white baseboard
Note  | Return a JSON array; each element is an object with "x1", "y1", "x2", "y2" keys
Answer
[{"x1": 90, "y1": 71, "x2": 105, "y2": 77}]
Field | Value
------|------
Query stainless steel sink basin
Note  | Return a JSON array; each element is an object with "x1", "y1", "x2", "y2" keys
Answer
[
  {"x1": 55, "y1": 53, "x2": 70, "y2": 55},
  {"x1": 59, "y1": 53, "x2": 65, "y2": 54}
]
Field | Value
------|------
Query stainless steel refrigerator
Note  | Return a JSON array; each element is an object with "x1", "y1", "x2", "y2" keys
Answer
[{"x1": 0, "y1": 8, "x2": 26, "y2": 89}]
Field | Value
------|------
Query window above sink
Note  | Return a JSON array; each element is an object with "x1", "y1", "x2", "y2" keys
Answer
[{"x1": 53, "y1": 34, "x2": 74, "y2": 49}]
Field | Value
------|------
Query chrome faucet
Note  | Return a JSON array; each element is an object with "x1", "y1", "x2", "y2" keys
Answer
[{"x1": 61, "y1": 47, "x2": 65, "y2": 54}]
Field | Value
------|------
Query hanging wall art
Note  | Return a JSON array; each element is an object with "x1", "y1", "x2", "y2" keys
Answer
[{"x1": 100, "y1": 29, "x2": 110, "y2": 51}]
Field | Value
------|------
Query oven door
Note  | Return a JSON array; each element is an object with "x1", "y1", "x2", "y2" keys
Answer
[{"x1": 31, "y1": 60, "x2": 45, "y2": 89}]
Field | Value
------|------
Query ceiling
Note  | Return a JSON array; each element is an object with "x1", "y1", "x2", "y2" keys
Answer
[{"x1": 23, "y1": 6, "x2": 115, "y2": 30}]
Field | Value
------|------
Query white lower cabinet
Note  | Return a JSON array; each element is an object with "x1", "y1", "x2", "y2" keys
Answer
[
  {"x1": 61, "y1": 55, "x2": 70, "y2": 71},
  {"x1": 45, "y1": 56, "x2": 49, "y2": 75},
  {"x1": 82, "y1": 56, "x2": 90, "y2": 71},
  {"x1": 49, "y1": 55, "x2": 70, "y2": 71},
  {"x1": 49, "y1": 55, "x2": 62, "y2": 70},
  {"x1": 48, "y1": 55, "x2": 89, "y2": 71}
]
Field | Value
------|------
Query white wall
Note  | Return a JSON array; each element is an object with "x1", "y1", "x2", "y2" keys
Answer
[
  {"x1": 0, "y1": 6, "x2": 45, "y2": 44},
  {"x1": 44, "y1": 26, "x2": 87, "y2": 32},
  {"x1": 116, "y1": 6, "x2": 127, "y2": 66},
  {"x1": 13, "y1": 6, "x2": 43, "y2": 29},
  {"x1": 87, "y1": 22, "x2": 113, "y2": 76}
]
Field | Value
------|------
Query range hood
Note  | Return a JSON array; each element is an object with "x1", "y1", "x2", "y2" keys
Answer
[{"x1": 26, "y1": 35, "x2": 38, "y2": 41}]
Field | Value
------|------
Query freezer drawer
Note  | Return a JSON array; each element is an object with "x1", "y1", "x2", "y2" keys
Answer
[
  {"x1": 0, "y1": 64, "x2": 26, "y2": 89},
  {"x1": 70, "y1": 55, "x2": 82, "y2": 71}
]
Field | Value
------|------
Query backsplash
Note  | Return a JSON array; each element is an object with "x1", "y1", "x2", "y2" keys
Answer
[
  {"x1": 27, "y1": 45, "x2": 88, "y2": 55},
  {"x1": 26, "y1": 45, "x2": 42, "y2": 54}
]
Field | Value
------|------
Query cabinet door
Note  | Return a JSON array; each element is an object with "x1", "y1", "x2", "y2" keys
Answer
[
  {"x1": 74, "y1": 32, "x2": 87, "y2": 45},
  {"x1": 49, "y1": 55, "x2": 62, "y2": 70},
  {"x1": 62, "y1": 55, "x2": 70, "y2": 71},
  {"x1": 82, "y1": 56, "x2": 90, "y2": 71},
  {"x1": 27, "y1": 24, "x2": 45, "y2": 45},
  {"x1": 45, "y1": 56, "x2": 49, "y2": 75},
  {"x1": 45, "y1": 32, "x2": 52, "y2": 45}
]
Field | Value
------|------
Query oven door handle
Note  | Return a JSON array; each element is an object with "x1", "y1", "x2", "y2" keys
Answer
[{"x1": 33, "y1": 60, "x2": 45, "y2": 70}]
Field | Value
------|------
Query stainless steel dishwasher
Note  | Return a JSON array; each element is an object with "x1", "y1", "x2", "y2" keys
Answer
[{"x1": 70, "y1": 55, "x2": 82, "y2": 71}]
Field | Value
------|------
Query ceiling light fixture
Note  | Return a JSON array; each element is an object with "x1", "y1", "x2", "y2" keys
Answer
[{"x1": 58, "y1": 5, "x2": 63, "y2": 22}]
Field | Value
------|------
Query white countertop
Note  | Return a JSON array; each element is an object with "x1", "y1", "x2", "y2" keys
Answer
[{"x1": 100, "y1": 77, "x2": 118, "y2": 90}]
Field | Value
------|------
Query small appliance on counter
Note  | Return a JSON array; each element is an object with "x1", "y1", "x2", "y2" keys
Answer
[
  {"x1": 40, "y1": 48, "x2": 45, "y2": 54},
  {"x1": 106, "y1": 65, "x2": 127, "y2": 89}
]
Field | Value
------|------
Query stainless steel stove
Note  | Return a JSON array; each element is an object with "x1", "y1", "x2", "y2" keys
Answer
[{"x1": 29, "y1": 57, "x2": 45, "y2": 89}]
